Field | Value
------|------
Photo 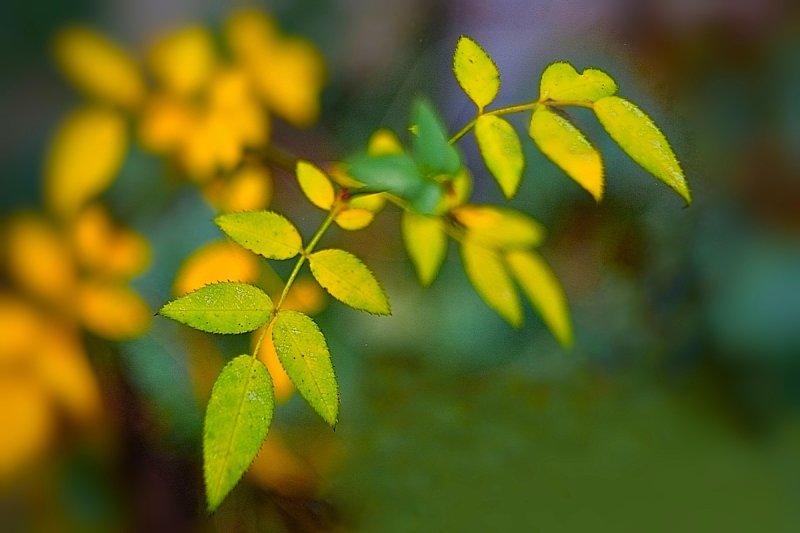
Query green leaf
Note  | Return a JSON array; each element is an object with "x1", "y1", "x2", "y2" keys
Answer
[
  {"x1": 296, "y1": 160, "x2": 335, "y2": 210},
  {"x1": 474, "y1": 115, "x2": 524, "y2": 198},
  {"x1": 215, "y1": 211, "x2": 303, "y2": 260},
  {"x1": 308, "y1": 249, "x2": 391, "y2": 315},
  {"x1": 159, "y1": 282, "x2": 273, "y2": 334},
  {"x1": 271, "y1": 310, "x2": 338, "y2": 426},
  {"x1": 411, "y1": 98, "x2": 461, "y2": 176},
  {"x1": 506, "y1": 250, "x2": 573, "y2": 348},
  {"x1": 453, "y1": 35, "x2": 500, "y2": 112},
  {"x1": 453, "y1": 205, "x2": 546, "y2": 250},
  {"x1": 594, "y1": 96, "x2": 690, "y2": 203},
  {"x1": 539, "y1": 62, "x2": 617, "y2": 103},
  {"x1": 204, "y1": 355, "x2": 274, "y2": 511},
  {"x1": 461, "y1": 238, "x2": 522, "y2": 327},
  {"x1": 401, "y1": 212, "x2": 447, "y2": 286},
  {"x1": 346, "y1": 153, "x2": 425, "y2": 198},
  {"x1": 529, "y1": 105, "x2": 604, "y2": 201},
  {"x1": 409, "y1": 180, "x2": 445, "y2": 216}
]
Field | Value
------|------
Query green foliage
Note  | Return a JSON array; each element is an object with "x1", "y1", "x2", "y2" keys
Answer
[{"x1": 158, "y1": 33, "x2": 690, "y2": 512}]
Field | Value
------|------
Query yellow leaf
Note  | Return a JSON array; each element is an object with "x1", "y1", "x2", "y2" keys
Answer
[
  {"x1": 0, "y1": 376, "x2": 52, "y2": 479},
  {"x1": 539, "y1": 62, "x2": 617, "y2": 103},
  {"x1": 0, "y1": 295, "x2": 44, "y2": 364},
  {"x1": 224, "y1": 9, "x2": 279, "y2": 60},
  {"x1": 280, "y1": 276, "x2": 327, "y2": 315},
  {"x1": 207, "y1": 165, "x2": 273, "y2": 213},
  {"x1": 506, "y1": 250, "x2": 573, "y2": 348},
  {"x1": 5, "y1": 213, "x2": 76, "y2": 303},
  {"x1": 368, "y1": 129, "x2": 404, "y2": 156},
  {"x1": 529, "y1": 105, "x2": 604, "y2": 201},
  {"x1": 180, "y1": 112, "x2": 243, "y2": 181},
  {"x1": 138, "y1": 95, "x2": 195, "y2": 153},
  {"x1": 296, "y1": 161, "x2": 335, "y2": 210},
  {"x1": 474, "y1": 115, "x2": 524, "y2": 198},
  {"x1": 77, "y1": 281, "x2": 151, "y2": 340},
  {"x1": 173, "y1": 240, "x2": 261, "y2": 296},
  {"x1": 215, "y1": 211, "x2": 303, "y2": 260},
  {"x1": 308, "y1": 249, "x2": 390, "y2": 315},
  {"x1": 54, "y1": 26, "x2": 145, "y2": 108},
  {"x1": 255, "y1": 323, "x2": 295, "y2": 403},
  {"x1": 453, "y1": 35, "x2": 500, "y2": 112},
  {"x1": 207, "y1": 69, "x2": 269, "y2": 147},
  {"x1": 147, "y1": 26, "x2": 217, "y2": 95},
  {"x1": 401, "y1": 212, "x2": 447, "y2": 286},
  {"x1": 594, "y1": 96, "x2": 691, "y2": 203},
  {"x1": 453, "y1": 205, "x2": 545, "y2": 250},
  {"x1": 44, "y1": 107, "x2": 127, "y2": 217},
  {"x1": 348, "y1": 193, "x2": 386, "y2": 213},
  {"x1": 334, "y1": 209, "x2": 374, "y2": 231},
  {"x1": 460, "y1": 238, "x2": 522, "y2": 327}
]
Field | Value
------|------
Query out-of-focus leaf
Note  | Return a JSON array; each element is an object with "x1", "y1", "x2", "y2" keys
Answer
[
  {"x1": 205, "y1": 164, "x2": 273, "y2": 213},
  {"x1": 411, "y1": 99, "x2": 461, "y2": 176},
  {"x1": 44, "y1": 107, "x2": 127, "y2": 217},
  {"x1": 539, "y1": 62, "x2": 617, "y2": 103},
  {"x1": 594, "y1": 96, "x2": 690, "y2": 203},
  {"x1": 453, "y1": 205, "x2": 545, "y2": 250},
  {"x1": 308, "y1": 249, "x2": 390, "y2": 315},
  {"x1": 296, "y1": 161, "x2": 335, "y2": 210},
  {"x1": 461, "y1": 238, "x2": 522, "y2": 327},
  {"x1": 335, "y1": 209, "x2": 374, "y2": 230},
  {"x1": 159, "y1": 282, "x2": 273, "y2": 334},
  {"x1": 346, "y1": 153, "x2": 424, "y2": 198},
  {"x1": 506, "y1": 250, "x2": 573, "y2": 348},
  {"x1": 474, "y1": 115, "x2": 524, "y2": 198},
  {"x1": 148, "y1": 26, "x2": 217, "y2": 95},
  {"x1": 453, "y1": 35, "x2": 500, "y2": 112},
  {"x1": 255, "y1": 323, "x2": 295, "y2": 403},
  {"x1": 204, "y1": 355, "x2": 273, "y2": 511},
  {"x1": 368, "y1": 129, "x2": 404, "y2": 155},
  {"x1": 0, "y1": 376, "x2": 53, "y2": 479},
  {"x1": 173, "y1": 241, "x2": 260, "y2": 297},
  {"x1": 77, "y1": 281, "x2": 151, "y2": 340},
  {"x1": 529, "y1": 105, "x2": 604, "y2": 201},
  {"x1": 272, "y1": 310, "x2": 338, "y2": 426},
  {"x1": 215, "y1": 211, "x2": 303, "y2": 260},
  {"x1": 401, "y1": 212, "x2": 447, "y2": 286}
]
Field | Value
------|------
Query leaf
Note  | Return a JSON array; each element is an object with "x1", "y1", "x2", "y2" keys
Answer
[
  {"x1": 401, "y1": 212, "x2": 447, "y2": 286},
  {"x1": 453, "y1": 205, "x2": 546, "y2": 250},
  {"x1": 215, "y1": 211, "x2": 303, "y2": 260},
  {"x1": 367, "y1": 128, "x2": 404, "y2": 156},
  {"x1": 539, "y1": 62, "x2": 617, "y2": 103},
  {"x1": 335, "y1": 208, "x2": 374, "y2": 230},
  {"x1": 44, "y1": 107, "x2": 127, "y2": 217},
  {"x1": 204, "y1": 355, "x2": 274, "y2": 511},
  {"x1": 594, "y1": 96, "x2": 690, "y2": 203},
  {"x1": 308, "y1": 249, "x2": 390, "y2": 315},
  {"x1": 453, "y1": 35, "x2": 500, "y2": 112},
  {"x1": 296, "y1": 160, "x2": 335, "y2": 210},
  {"x1": 147, "y1": 26, "x2": 216, "y2": 96},
  {"x1": 271, "y1": 310, "x2": 338, "y2": 425},
  {"x1": 77, "y1": 281, "x2": 151, "y2": 340},
  {"x1": 461, "y1": 238, "x2": 522, "y2": 327},
  {"x1": 410, "y1": 99, "x2": 461, "y2": 176},
  {"x1": 159, "y1": 282, "x2": 273, "y2": 334},
  {"x1": 529, "y1": 105, "x2": 604, "y2": 201},
  {"x1": 474, "y1": 115, "x2": 524, "y2": 198},
  {"x1": 506, "y1": 250, "x2": 573, "y2": 348},
  {"x1": 173, "y1": 241, "x2": 260, "y2": 296},
  {"x1": 346, "y1": 153, "x2": 425, "y2": 198}
]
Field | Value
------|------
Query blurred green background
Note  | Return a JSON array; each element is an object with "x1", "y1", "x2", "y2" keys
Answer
[{"x1": 2, "y1": 0, "x2": 800, "y2": 531}]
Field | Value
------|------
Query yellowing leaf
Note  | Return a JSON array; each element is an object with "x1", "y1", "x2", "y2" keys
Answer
[
  {"x1": 474, "y1": 115, "x2": 524, "y2": 198},
  {"x1": 348, "y1": 193, "x2": 386, "y2": 213},
  {"x1": 594, "y1": 96, "x2": 690, "y2": 203},
  {"x1": 54, "y1": 26, "x2": 144, "y2": 108},
  {"x1": 138, "y1": 95, "x2": 194, "y2": 153},
  {"x1": 280, "y1": 276, "x2": 327, "y2": 315},
  {"x1": 211, "y1": 164, "x2": 273, "y2": 213},
  {"x1": 529, "y1": 105, "x2": 604, "y2": 201},
  {"x1": 296, "y1": 161, "x2": 335, "y2": 210},
  {"x1": 0, "y1": 376, "x2": 52, "y2": 479},
  {"x1": 506, "y1": 250, "x2": 573, "y2": 348},
  {"x1": 453, "y1": 35, "x2": 500, "y2": 112},
  {"x1": 334, "y1": 209, "x2": 374, "y2": 230},
  {"x1": 272, "y1": 310, "x2": 338, "y2": 426},
  {"x1": 44, "y1": 107, "x2": 127, "y2": 217},
  {"x1": 453, "y1": 205, "x2": 545, "y2": 250},
  {"x1": 255, "y1": 323, "x2": 295, "y2": 403},
  {"x1": 77, "y1": 281, "x2": 151, "y2": 340},
  {"x1": 308, "y1": 249, "x2": 390, "y2": 315},
  {"x1": 401, "y1": 212, "x2": 447, "y2": 286},
  {"x1": 215, "y1": 211, "x2": 302, "y2": 260},
  {"x1": 174, "y1": 241, "x2": 260, "y2": 296},
  {"x1": 148, "y1": 26, "x2": 216, "y2": 95},
  {"x1": 0, "y1": 295, "x2": 44, "y2": 364},
  {"x1": 539, "y1": 62, "x2": 617, "y2": 103},
  {"x1": 5, "y1": 214, "x2": 76, "y2": 303},
  {"x1": 160, "y1": 282, "x2": 273, "y2": 335},
  {"x1": 461, "y1": 238, "x2": 522, "y2": 327},
  {"x1": 204, "y1": 355, "x2": 274, "y2": 511},
  {"x1": 368, "y1": 129, "x2": 403, "y2": 156}
]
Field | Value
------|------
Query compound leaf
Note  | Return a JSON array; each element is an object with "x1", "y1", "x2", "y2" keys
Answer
[
  {"x1": 401, "y1": 212, "x2": 447, "y2": 286},
  {"x1": 529, "y1": 105, "x2": 604, "y2": 201},
  {"x1": 159, "y1": 282, "x2": 273, "y2": 334},
  {"x1": 594, "y1": 96, "x2": 690, "y2": 203},
  {"x1": 453, "y1": 205, "x2": 545, "y2": 250},
  {"x1": 215, "y1": 211, "x2": 303, "y2": 260},
  {"x1": 296, "y1": 160, "x2": 335, "y2": 210},
  {"x1": 461, "y1": 238, "x2": 522, "y2": 327},
  {"x1": 453, "y1": 35, "x2": 500, "y2": 112},
  {"x1": 204, "y1": 355, "x2": 273, "y2": 511},
  {"x1": 308, "y1": 249, "x2": 390, "y2": 315},
  {"x1": 539, "y1": 62, "x2": 617, "y2": 103},
  {"x1": 506, "y1": 250, "x2": 573, "y2": 348},
  {"x1": 411, "y1": 99, "x2": 461, "y2": 176},
  {"x1": 474, "y1": 114, "x2": 524, "y2": 198},
  {"x1": 271, "y1": 310, "x2": 338, "y2": 426}
]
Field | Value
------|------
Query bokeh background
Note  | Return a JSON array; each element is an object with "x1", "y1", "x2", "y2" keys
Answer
[{"x1": 2, "y1": 0, "x2": 800, "y2": 531}]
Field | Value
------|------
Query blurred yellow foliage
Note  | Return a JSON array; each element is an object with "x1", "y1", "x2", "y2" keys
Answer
[{"x1": 173, "y1": 240, "x2": 261, "y2": 297}]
